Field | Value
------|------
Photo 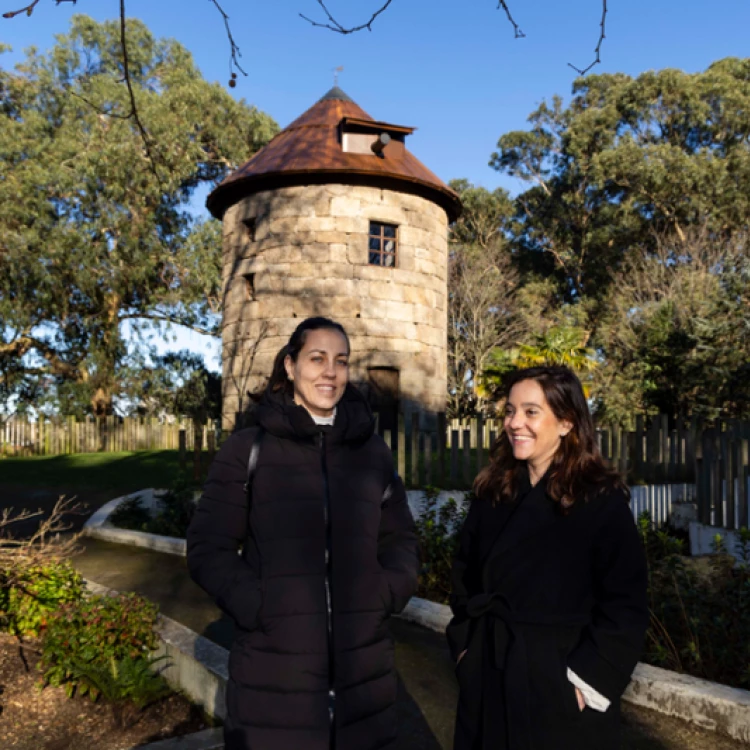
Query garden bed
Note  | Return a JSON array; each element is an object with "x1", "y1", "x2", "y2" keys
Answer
[{"x1": 0, "y1": 633, "x2": 213, "y2": 750}]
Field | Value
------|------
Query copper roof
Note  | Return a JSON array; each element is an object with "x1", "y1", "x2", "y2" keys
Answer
[{"x1": 206, "y1": 87, "x2": 461, "y2": 221}]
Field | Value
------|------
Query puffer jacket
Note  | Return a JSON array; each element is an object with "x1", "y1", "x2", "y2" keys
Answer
[{"x1": 186, "y1": 385, "x2": 419, "y2": 750}]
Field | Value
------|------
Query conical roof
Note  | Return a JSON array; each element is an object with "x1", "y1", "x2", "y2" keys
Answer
[{"x1": 207, "y1": 87, "x2": 461, "y2": 221}]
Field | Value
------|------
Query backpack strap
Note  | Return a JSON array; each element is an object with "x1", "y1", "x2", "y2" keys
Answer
[{"x1": 242, "y1": 427, "x2": 265, "y2": 499}]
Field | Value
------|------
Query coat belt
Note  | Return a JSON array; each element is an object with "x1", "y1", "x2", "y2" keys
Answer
[{"x1": 464, "y1": 592, "x2": 590, "y2": 750}]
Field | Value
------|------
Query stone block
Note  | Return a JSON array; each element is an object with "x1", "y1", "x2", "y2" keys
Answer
[
  {"x1": 386, "y1": 300, "x2": 416, "y2": 323},
  {"x1": 367, "y1": 204, "x2": 408, "y2": 225},
  {"x1": 402, "y1": 286, "x2": 435, "y2": 307},
  {"x1": 327, "y1": 244, "x2": 348, "y2": 264},
  {"x1": 312, "y1": 216, "x2": 336, "y2": 232},
  {"x1": 323, "y1": 184, "x2": 352, "y2": 197},
  {"x1": 330, "y1": 196, "x2": 362, "y2": 217},
  {"x1": 349, "y1": 315, "x2": 394, "y2": 338},
  {"x1": 294, "y1": 296, "x2": 362, "y2": 318},
  {"x1": 313, "y1": 231, "x2": 353, "y2": 245},
  {"x1": 368, "y1": 280, "x2": 404, "y2": 302},
  {"x1": 333, "y1": 216, "x2": 366, "y2": 234},
  {"x1": 415, "y1": 324, "x2": 446, "y2": 347},
  {"x1": 399, "y1": 225, "x2": 432, "y2": 248},
  {"x1": 347, "y1": 242, "x2": 367, "y2": 265},
  {"x1": 268, "y1": 216, "x2": 319, "y2": 235},
  {"x1": 254, "y1": 273, "x2": 286, "y2": 294},
  {"x1": 325, "y1": 261, "x2": 356, "y2": 278},
  {"x1": 310, "y1": 199, "x2": 333, "y2": 218},
  {"x1": 295, "y1": 242, "x2": 332, "y2": 262},
  {"x1": 358, "y1": 297, "x2": 390, "y2": 320},
  {"x1": 396, "y1": 252, "x2": 415, "y2": 272},
  {"x1": 414, "y1": 257, "x2": 438, "y2": 277}
]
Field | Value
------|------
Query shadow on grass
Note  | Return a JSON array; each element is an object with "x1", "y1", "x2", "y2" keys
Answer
[{"x1": 0, "y1": 450, "x2": 205, "y2": 493}]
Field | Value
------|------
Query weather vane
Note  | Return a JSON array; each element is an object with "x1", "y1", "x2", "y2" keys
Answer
[{"x1": 333, "y1": 66, "x2": 344, "y2": 86}]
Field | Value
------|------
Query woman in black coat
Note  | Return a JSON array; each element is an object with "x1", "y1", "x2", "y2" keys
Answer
[
  {"x1": 447, "y1": 366, "x2": 648, "y2": 750},
  {"x1": 187, "y1": 317, "x2": 419, "y2": 750}
]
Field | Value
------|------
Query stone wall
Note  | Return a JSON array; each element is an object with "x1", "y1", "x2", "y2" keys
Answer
[{"x1": 221, "y1": 184, "x2": 449, "y2": 429}]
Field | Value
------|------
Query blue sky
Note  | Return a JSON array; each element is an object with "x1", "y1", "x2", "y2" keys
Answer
[{"x1": 3, "y1": 0, "x2": 749, "y2": 371}]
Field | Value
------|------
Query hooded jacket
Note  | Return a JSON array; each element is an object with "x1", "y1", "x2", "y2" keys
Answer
[{"x1": 187, "y1": 385, "x2": 419, "y2": 750}]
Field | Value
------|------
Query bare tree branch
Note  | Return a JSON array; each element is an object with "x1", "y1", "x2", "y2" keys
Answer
[
  {"x1": 497, "y1": 0, "x2": 525, "y2": 39},
  {"x1": 568, "y1": 0, "x2": 607, "y2": 75},
  {"x1": 2, "y1": 0, "x2": 40, "y2": 19},
  {"x1": 0, "y1": 496, "x2": 85, "y2": 579},
  {"x1": 300, "y1": 0, "x2": 393, "y2": 34},
  {"x1": 117, "y1": 0, "x2": 160, "y2": 179},
  {"x1": 208, "y1": 0, "x2": 248, "y2": 84},
  {"x1": 119, "y1": 312, "x2": 219, "y2": 338},
  {"x1": 3, "y1": 0, "x2": 75, "y2": 21}
]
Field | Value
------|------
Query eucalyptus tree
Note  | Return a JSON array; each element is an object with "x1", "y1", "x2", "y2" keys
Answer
[
  {"x1": 492, "y1": 58, "x2": 750, "y2": 303},
  {"x1": 0, "y1": 16, "x2": 277, "y2": 416}
]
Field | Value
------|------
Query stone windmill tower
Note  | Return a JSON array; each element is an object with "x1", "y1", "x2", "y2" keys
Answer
[{"x1": 207, "y1": 87, "x2": 461, "y2": 431}]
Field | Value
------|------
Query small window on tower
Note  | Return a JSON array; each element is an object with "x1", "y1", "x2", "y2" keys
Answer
[
  {"x1": 244, "y1": 273, "x2": 255, "y2": 301},
  {"x1": 368, "y1": 222, "x2": 398, "y2": 267},
  {"x1": 242, "y1": 217, "x2": 256, "y2": 241}
]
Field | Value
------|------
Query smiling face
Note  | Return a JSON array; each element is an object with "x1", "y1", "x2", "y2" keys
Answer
[
  {"x1": 504, "y1": 378, "x2": 572, "y2": 482},
  {"x1": 284, "y1": 327, "x2": 349, "y2": 418}
]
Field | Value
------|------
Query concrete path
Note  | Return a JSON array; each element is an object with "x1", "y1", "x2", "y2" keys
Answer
[{"x1": 71, "y1": 538, "x2": 749, "y2": 750}]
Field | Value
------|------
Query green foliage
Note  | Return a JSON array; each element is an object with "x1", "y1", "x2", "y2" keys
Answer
[
  {"x1": 108, "y1": 495, "x2": 152, "y2": 532},
  {"x1": 639, "y1": 514, "x2": 750, "y2": 689},
  {"x1": 594, "y1": 231, "x2": 750, "y2": 423},
  {"x1": 109, "y1": 480, "x2": 197, "y2": 538},
  {"x1": 0, "y1": 562, "x2": 85, "y2": 637},
  {"x1": 446, "y1": 180, "x2": 527, "y2": 416},
  {"x1": 480, "y1": 323, "x2": 598, "y2": 401},
  {"x1": 415, "y1": 488, "x2": 467, "y2": 604},
  {"x1": 492, "y1": 60, "x2": 750, "y2": 301},
  {"x1": 485, "y1": 59, "x2": 750, "y2": 422},
  {"x1": 59, "y1": 654, "x2": 172, "y2": 721},
  {"x1": 39, "y1": 592, "x2": 161, "y2": 699},
  {"x1": 0, "y1": 16, "x2": 277, "y2": 416},
  {"x1": 134, "y1": 351, "x2": 221, "y2": 425}
]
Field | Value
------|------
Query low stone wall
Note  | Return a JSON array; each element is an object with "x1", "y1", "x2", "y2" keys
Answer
[
  {"x1": 83, "y1": 489, "x2": 186, "y2": 556},
  {"x1": 689, "y1": 521, "x2": 749, "y2": 562}
]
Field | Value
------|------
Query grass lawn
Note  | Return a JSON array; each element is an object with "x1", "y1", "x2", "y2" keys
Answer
[{"x1": 0, "y1": 450, "x2": 197, "y2": 493}]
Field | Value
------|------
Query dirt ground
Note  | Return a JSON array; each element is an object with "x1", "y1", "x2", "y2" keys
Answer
[{"x1": 0, "y1": 634, "x2": 212, "y2": 750}]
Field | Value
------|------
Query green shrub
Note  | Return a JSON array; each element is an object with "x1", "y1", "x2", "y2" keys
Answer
[
  {"x1": 109, "y1": 481, "x2": 197, "y2": 538},
  {"x1": 108, "y1": 495, "x2": 151, "y2": 531},
  {"x1": 0, "y1": 562, "x2": 85, "y2": 637},
  {"x1": 39, "y1": 592, "x2": 162, "y2": 699},
  {"x1": 640, "y1": 514, "x2": 750, "y2": 690},
  {"x1": 146, "y1": 484, "x2": 196, "y2": 538},
  {"x1": 415, "y1": 488, "x2": 467, "y2": 604}
]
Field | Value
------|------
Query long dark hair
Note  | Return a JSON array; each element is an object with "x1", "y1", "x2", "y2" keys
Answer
[
  {"x1": 266, "y1": 317, "x2": 350, "y2": 397},
  {"x1": 474, "y1": 366, "x2": 628, "y2": 509}
]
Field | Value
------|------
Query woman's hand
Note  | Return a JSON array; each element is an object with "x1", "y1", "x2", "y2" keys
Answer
[
  {"x1": 457, "y1": 649, "x2": 467, "y2": 665},
  {"x1": 575, "y1": 686, "x2": 585, "y2": 711}
]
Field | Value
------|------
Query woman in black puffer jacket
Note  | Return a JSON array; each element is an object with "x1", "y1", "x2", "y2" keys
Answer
[{"x1": 187, "y1": 317, "x2": 419, "y2": 750}]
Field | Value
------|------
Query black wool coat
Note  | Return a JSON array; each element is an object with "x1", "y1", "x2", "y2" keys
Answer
[
  {"x1": 447, "y1": 470, "x2": 648, "y2": 750},
  {"x1": 186, "y1": 386, "x2": 419, "y2": 750}
]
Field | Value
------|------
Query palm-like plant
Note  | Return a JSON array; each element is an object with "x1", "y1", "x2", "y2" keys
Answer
[{"x1": 478, "y1": 325, "x2": 598, "y2": 401}]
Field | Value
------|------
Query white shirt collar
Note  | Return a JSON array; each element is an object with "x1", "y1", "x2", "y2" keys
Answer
[{"x1": 311, "y1": 407, "x2": 336, "y2": 426}]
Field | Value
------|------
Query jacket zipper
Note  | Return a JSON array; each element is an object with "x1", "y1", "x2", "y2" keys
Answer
[{"x1": 319, "y1": 431, "x2": 336, "y2": 749}]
